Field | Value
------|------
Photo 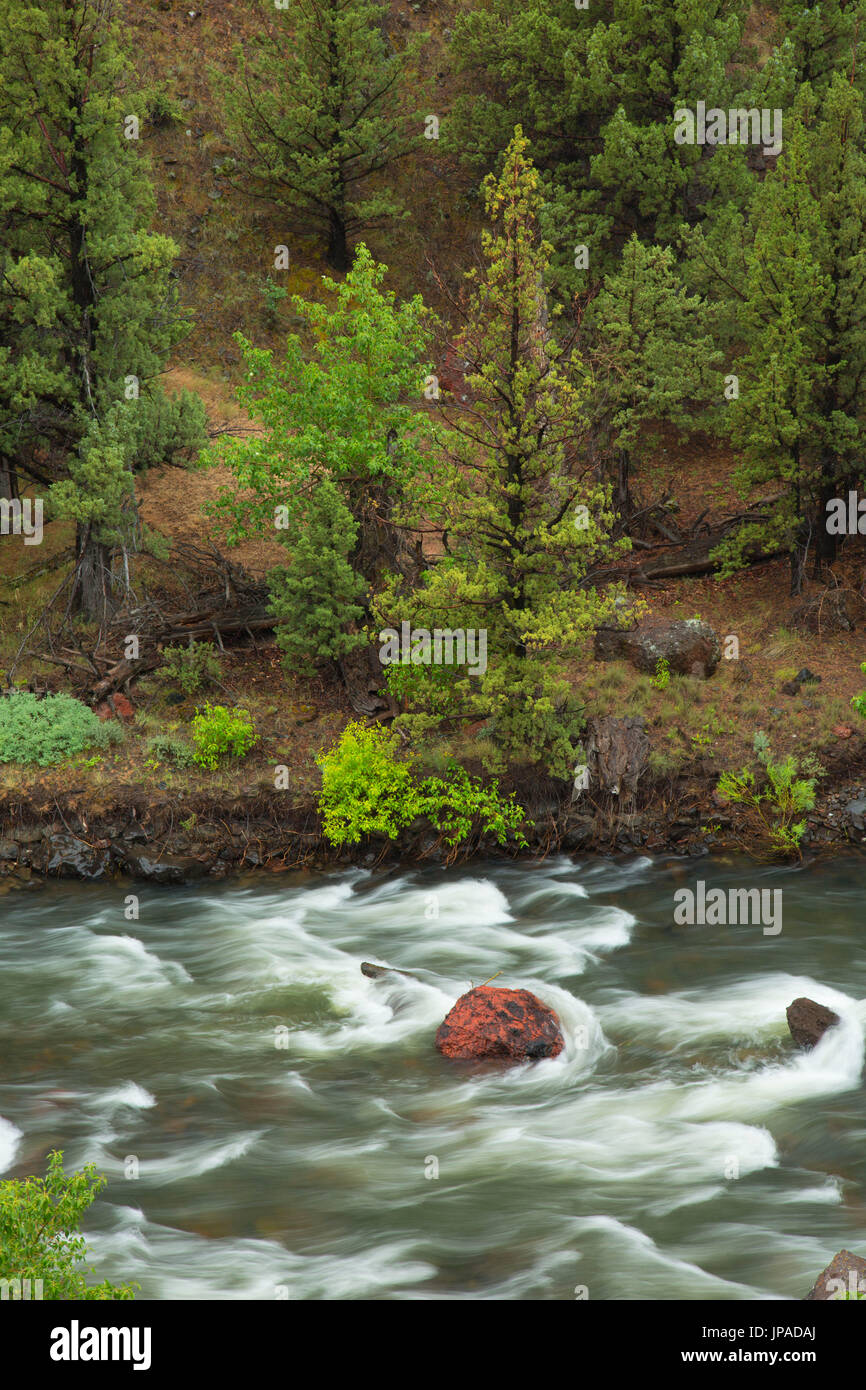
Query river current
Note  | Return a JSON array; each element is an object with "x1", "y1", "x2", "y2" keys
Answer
[{"x1": 1, "y1": 854, "x2": 864, "y2": 1300}]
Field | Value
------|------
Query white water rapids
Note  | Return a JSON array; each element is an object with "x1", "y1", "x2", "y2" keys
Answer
[{"x1": 1, "y1": 854, "x2": 864, "y2": 1299}]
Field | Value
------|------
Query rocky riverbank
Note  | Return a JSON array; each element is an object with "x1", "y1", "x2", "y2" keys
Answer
[{"x1": 3, "y1": 760, "x2": 866, "y2": 886}]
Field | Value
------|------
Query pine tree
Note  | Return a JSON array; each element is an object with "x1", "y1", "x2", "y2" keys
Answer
[
  {"x1": 583, "y1": 235, "x2": 722, "y2": 515},
  {"x1": 446, "y1": 0, "x2": 757, "y2": 287},
  {"x1": 0, "y1": 0, "x2": 190, "y2": 621},
  {"x1": 220, "y1": 0, "x2": 424, "y2": 271},
  {"x1": 267, "y1": 479, "x2": 367, "y2": 672},
  {"x1": 384, "y1": 132, "x2": 627, "y2": 775},
  {"x1": 778, "y1": 0, "x2": 866, "y2": 96},
  {"x1": 710, "y1": 78, "x2": 866, "y2": 593}
]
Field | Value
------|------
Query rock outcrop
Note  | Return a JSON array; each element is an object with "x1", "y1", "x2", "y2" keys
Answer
[
  {"x1": 594, "y1": 617, "x2": 721, "y2": 679},
  {"x1": 786, "y1": 997, "x2": 841, "y2": 1049},
  {"x1": 806, "y1": 1249, "x2": 866, "y2": 1300},
  {"x1": 435, "y1": 985, "x2": 565, "y2": 1063}
]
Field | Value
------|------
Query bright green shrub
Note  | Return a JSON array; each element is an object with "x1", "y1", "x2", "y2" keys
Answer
[
  {"x1": 190, "y1": 702, "x2": 258, "y2": 770},
  {"x1": 850, "y1": 661, "x2": 866, "y2": 718},
  {"x1": 0, "y1": 692, "x2": 113, "y2": 766},
  {"x1": 0, "y1": 1151, "x2": 136, "y2": 1300},
  {"x1": 316, "y1": 721, "x2": 528, "y2": 848},
  {"x1": 716, "y1": 732, "x2": 823, "y2": 857}
]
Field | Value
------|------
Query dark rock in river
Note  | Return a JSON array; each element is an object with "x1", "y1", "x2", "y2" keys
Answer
[
  {"x1": 806, "y1": 1249, "x2": 866, "y2": 1300},
  {"x1": 46, "y1": 834, "x2": 110, "y2": 880},
  {"x1": 593, "y1": 617, "x2": 721, "y2": 679},
  {"x1": 435, "y1": 985, "x2": 565, "y2": 1063},
  {"x1": 786, "y1": 997, "x2": 841, "y2": 1049},
  {"x1": 121, "y1": 849, "x2": 209, "y2": 884},
  {"x1": 361, "y1": 961, "x2": 418, "y2": 982}
]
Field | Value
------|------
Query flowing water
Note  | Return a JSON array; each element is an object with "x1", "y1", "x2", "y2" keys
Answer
[{"x1": 1, "y1": 854, "x2": 865, "y2": 1300}]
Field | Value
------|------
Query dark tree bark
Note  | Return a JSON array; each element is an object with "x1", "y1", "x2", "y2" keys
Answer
[
  {"x1": 0, "y1": 452, "x2": 19, "y2": 503},
  {"x1": 326, "y1": 204, "x2": 349, "y2": 272},
  {"x1": 71, "y1": 522, "x2": 113, "y2": 627}
]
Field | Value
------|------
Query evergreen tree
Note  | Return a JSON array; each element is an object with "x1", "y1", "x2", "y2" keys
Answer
[
  {"x1": 446, "y1": 0, "x2": 758, "y2": 287},
  {"x1": 0, "y1": 0, "x2": 192, "y2": 621},
  {"x1": 267, "y1": 480, "x2": 367, "y2": 672},
  {"x1": 777, "y1": 0, "x2": 866, "y2": 96},
  {"x1": 709, "y1": 78, "x2": 866, "y2": 593},
  {"x1": 583, "y1": 235, "x2": 722, "y2": 515},
  {"x1": 220, "y1": 0, "x2": 424, "y2": 271},
  {"x1": 383, "y1": 132, "x2": 627, "y2": 775}
]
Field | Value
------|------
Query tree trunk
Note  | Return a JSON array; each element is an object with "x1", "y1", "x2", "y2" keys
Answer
[
  {"x1": 813, "y1": 479, "x2": 838, "y2": 578},
  {"x1": 0, "y1": 454, "x2": 19, "y2": 503},
  {"x1": 326, "y1": 205, "x2": 349, "y2": 272},
  {"x1": 790, "y1": 536, "x2": 808, "y2": 597},
  {"x1": 616, "y1": 447, "x2": 630, "y2": 518},
  {"x1": 71, "y1": 522, "x2": 113, "y2": 625}
]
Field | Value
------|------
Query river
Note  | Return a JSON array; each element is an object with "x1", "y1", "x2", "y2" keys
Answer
[{"x1": 1, "y1": 854, "x2": 864, "y2": 1300}]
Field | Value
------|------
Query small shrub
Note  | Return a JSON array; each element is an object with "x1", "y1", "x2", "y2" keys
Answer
[
  {"x1": 145, "y1": 733, "x2": 197, "y2": 768},
  {"x1": 717, "y1": 734, "x2": 823, "y2": 857},
  {"x1": 191, "y1": 703, "x2": 258, "y2": 770},
  {"x1": 651, "y1": 656, "x2": 671, "y2": 690},
  {"x1": 850, "y1": 661, "x2": 866, "y2": 719},
  {"x1": 145, "y1": 88, "x2": 183, "y2": 127},
  {"x1": 158, "y1": 641, "x2": 222, "y2": 696},
  {"x1": 316, "y1": 721, "x2": 528, "y2": 849},
  {"x1": 259, "y1": 275, "x2": 288, "y2": 323},
  {"x1": 317, "y1": 722, "x2": 420, "y2": 843},
  {"x1": 0, "y1": 692, "x2": 114, "y2": 766},
  {"x1": 0, "y1": 1151, "x2": 136, "y2": 1300}
]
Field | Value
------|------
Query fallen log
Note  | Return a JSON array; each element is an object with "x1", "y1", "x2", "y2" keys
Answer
[
  {"x1": 90, "y1": 655, "x2": 160, "y2": 701},
  {"x1": 165, "y1": 613, "x2": 274, "y2": 641}
]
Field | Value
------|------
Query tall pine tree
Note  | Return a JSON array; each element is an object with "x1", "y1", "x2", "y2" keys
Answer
[
  {"x1": 220, "y1": 0, "x2": 424, "y2": 271},
  {"x1": 381, "y1": 132, "x2": 627, "y2": 775},
  {"x1": 709, "y1": 78, "x2": 866, "y2": 592},
  {"x1": 0, "y1": 0, "x2": 190, "y2": 621}
]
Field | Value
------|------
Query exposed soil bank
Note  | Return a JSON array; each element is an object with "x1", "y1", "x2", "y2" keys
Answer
[{"x1": 3, "y1": 759, "x2": 866, "y2": 886}]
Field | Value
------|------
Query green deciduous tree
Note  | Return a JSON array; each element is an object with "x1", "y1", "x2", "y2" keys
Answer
[
  {"x1": 219, "y1": 0, "x2": 424, "y2": 271},
  {"x1": 204, "y1": 244, "x2": 432, "y2": 663},
  {"x1": 0, "y1": 1151, "x2": 136, "y2": 1300}
]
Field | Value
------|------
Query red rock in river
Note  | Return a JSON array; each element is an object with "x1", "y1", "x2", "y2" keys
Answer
[
  {"x1": 435, "y1": 985, "x2": 565, "y2": 1063},
  {"x1": 786, "y1": 997, "x2": 840, "y2": 1049}
]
